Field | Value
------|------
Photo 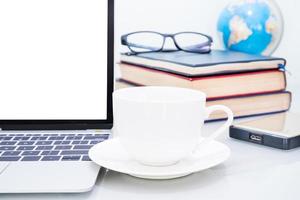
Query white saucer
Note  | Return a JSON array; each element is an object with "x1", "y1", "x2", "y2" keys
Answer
[{"x1": 89, "y1": 138, "x2": 230, "y2": 180}]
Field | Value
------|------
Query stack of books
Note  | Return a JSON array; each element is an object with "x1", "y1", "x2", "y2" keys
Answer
[{"x1": 116, "y1": 50, "x2": 291, "y2": 120}]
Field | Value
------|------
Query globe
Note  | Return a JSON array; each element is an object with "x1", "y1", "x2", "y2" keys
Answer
[{"x1": 217, "y1": 0, "x2": 284, "y2": 55}]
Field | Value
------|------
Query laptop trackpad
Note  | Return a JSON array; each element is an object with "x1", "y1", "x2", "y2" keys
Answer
[
  {"x1": 0, "y1": 163, "x2": 10, "y2": 175},
  {"x1": 0, "y1": 162, "x2": 100, "y2": 193}
]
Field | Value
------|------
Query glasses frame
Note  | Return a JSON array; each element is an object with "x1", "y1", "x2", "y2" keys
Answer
[{"x1": 121, "y1": 31, "x2": 213, "y2": 54}]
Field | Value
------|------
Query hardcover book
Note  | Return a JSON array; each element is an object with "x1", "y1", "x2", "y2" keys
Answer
[
  {"x1": 115, "y1": 80, "x2": 291, "y2": 121},
  {"x1": 119, "y1": 63, "x2": 286, "y2": 100},
  {"x1": 120, "y1": 50, "x2": 286, "y2": 77}
]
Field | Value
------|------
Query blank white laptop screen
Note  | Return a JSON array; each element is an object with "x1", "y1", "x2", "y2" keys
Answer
[{"x1": 0, "y1": 0, "x2": 108, "y2": 120}]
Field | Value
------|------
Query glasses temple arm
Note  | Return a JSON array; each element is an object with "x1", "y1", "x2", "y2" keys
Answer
[{"x1": 123, "y1": 42, "x2": 160, "y2": 51}]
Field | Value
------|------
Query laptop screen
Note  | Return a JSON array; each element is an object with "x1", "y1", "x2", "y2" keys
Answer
[{"x1": 0, "y1": 0, "x2": 112, "y2": 124}]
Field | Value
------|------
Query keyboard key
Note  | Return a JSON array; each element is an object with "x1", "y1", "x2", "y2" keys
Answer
[
  {"x1": 18, "y1": 141, "x2": 34, "y2": 145},
  {"x1": 53, "y1": 141, "x2": 70, "y2": 145},
  {"x1": 0, "y1": 156, "x2": 21, "y2": 161},
  {"x1": 100, "y1": 134, "x2": 109, "y2": 139},
  {"x1": 73, "y1": 145, "x2": 93, "y2": 150},
  {"x1": 41, "y1": 156, "x2": 61, "y2": 161},
  {"x1": 36, "y1": 141, "x2": 53, "y2": 145},
  {"x1": 81, "y1": 156, "x2": 91, "y2": 161},
  {"x1": 84, "y1": 136, "x2": 104, "y2": 140},
  {"x1": 13, "y1": 136, "x2": 30, "y2": 141},
  {"x1": 55, "y1": 136, "x2": 66, "y2": 140},
  {"x1": 22, "y1": 156, "x2": 42, "y2": 161},
  {"x1": 65, "y1": 136, "x2": 83, "y2": 140},
  {"x1": 72, "y1": 141, "x2": 88, "y2": 145},
  {"x1": 74, "y1": 136, "x2": 83, "y2": 140},
  {"x1": 17, "y1": 146, "x2": 35, "y2": 151},
  {"x1": 31, "y1": 136, "x2": 48, "y2": 141},
  {"x1": 2, "y1": 151, "x2": 21, "y2": 156},
  {"x1": 48, "y1": 136, "x2": 65, "y2": 140},
  {"x1": 3, "y1": 137, "x2": 13, "y2": 140},
  {"x1": 0, "y1": 141, "x2": 17, "y2": 145},
  {"x1": 90, "y1": 140, "x2": 102, "y2": 145},
  {"x1": 61, "y1": 141, "x2": 71, "y2": 145},
  {"x1": 60, "y1": 150, "x2": 88, "y2": 155},
  {"x1": 41, "y1": 151, "x2": 59, "y2": 156},
  {"x1": 0, "y1": 146, "x2": 16, "y2": 150},
  {"x1": 72, "y1": 141, "x2": 80, "y2": 145},
  {"x1": 62, "y1": 156, "x2": 81, "y2": 161},
  {"x1": 36, "y1": 146, "x2": 53, "y2": 150},
  {"x1": 55, "y1": 145, "x2": 72, "y2": 150},
  {"x1": 22, "y1": 151, "x2": 40, "y2": 156},
  {"x1": 53, "y1": 141, "x2": 62, "y2": 145},
  {"x1": 94, "y1": 134, "x2": 109, "y2": 139}
]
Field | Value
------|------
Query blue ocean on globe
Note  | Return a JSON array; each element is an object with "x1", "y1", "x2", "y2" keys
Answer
[{"x1": 217, "y1": 0, "x2": 283, "y2": 55}]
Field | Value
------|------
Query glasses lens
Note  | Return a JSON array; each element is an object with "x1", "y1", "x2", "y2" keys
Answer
[
  {"x1": 174, "y1": 33, "x2": 211, "y2": 53},
  {"x1": 126, "y1": 32, "x2": 164, "y2": 53}
]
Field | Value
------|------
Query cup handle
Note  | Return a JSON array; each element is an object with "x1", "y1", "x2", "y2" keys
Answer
[{"x1": 198, "y1": 105, "x2": 234, "y2": 147}]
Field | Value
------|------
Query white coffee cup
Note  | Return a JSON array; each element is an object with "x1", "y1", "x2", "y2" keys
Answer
[{"x1": 113, "y1": 86, "x2": 233, "y2": 166}]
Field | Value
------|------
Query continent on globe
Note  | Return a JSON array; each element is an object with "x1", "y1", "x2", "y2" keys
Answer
[{"x1": 228, "y1": 15, "x2": 253, "y2": 47}]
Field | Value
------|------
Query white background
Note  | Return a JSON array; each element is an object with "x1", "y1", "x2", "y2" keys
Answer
[
  {"x1": 0, "y1": 0, "x2": 108, "y2": 119},
  {"x1": 115, "y1": 0, "x2": 300, "y2": 88}
]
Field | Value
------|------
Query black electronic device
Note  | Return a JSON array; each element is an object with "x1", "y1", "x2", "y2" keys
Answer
[{"x1": 230, "y1": 112, "x2": 300, "y2": 150}]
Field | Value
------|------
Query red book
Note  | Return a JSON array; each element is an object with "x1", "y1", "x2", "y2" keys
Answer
[{"x1": 119, "y1": 63, "x2": 286, "y2": 100}]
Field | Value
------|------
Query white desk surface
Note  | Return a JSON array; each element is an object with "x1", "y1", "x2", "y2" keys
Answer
[{"x1": 2, "y1": 88, "x2": 300, "y2": 200}]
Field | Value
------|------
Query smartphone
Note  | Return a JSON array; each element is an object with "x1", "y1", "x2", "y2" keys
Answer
[{"x1": 230, "y1": 112, "x2": 300, "y2": 150}]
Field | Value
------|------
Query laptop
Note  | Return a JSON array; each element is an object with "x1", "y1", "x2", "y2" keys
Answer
[{"x1": 0, "y1": 0, "x2": 114, "y2": 193}]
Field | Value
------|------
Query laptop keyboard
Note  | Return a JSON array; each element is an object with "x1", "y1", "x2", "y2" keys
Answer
[{"x1": 0, "y1": 133, "x2": 109, "y2": 162}]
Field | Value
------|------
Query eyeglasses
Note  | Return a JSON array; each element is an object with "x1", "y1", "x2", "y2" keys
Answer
[{"x1": 121, "y1": 31, "x2": 213, "y2": 54}]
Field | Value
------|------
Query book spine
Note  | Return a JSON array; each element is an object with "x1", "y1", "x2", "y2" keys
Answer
[
  {"x1": 115, "y1": 81, "x2": 292, "y2": 121},
  {"x1": 207, "y1": 109, "x2": 289, "y2": 122},
  {"x1": 207, "y1": 91, "x2": 291, "y2": 121},
  {"x1": 120, "y1": 61, "x2": 283, "y2": 79},
  {"x1": 118, "y1": 78, "x2": 286, "y2": 101}
]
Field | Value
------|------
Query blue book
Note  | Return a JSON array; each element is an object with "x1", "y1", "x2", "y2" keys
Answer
[{"x1": 120, "y1": 50, "x2": 286, "y2": 77}]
